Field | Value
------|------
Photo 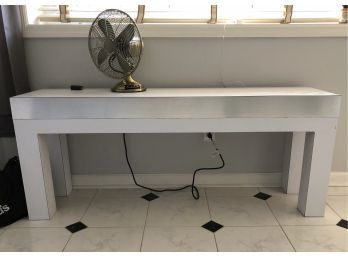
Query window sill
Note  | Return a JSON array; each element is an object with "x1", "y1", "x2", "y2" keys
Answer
[{"x1": 23, "y1": 23, "x2": 348, "y2": 38}]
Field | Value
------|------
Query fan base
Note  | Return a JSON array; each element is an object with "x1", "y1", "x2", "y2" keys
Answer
[
  {"x1": 112, "y1": 85, "x2": 146, "y2": 93},
  {"x1": 111, "y1": 76, "x2": 146, "y2": 93},
  {"x1": 111, "y1": 86, "x2": 146, "y2": 93}
]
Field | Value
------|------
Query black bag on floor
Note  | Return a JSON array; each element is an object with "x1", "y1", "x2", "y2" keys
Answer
[{"x1": 0, "y1": 156, "x2": 28, "y2": 227}]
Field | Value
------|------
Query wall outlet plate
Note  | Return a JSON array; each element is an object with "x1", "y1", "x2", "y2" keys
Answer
[{"x1": 203, "y1": 132, "x2": 216, "y2": 142}]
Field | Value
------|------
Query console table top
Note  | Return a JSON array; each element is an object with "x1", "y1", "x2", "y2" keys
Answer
[
  {"x1": 14, "y1": 87, "x2": 338, "y2": 98},
  {"x1": 11, "y1": 87, "x2": 340, "y2": 120}
]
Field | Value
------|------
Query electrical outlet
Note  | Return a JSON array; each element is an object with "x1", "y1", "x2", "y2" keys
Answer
[{"x1": 203, "y1": 132, "x2": 216, "y2": 142}]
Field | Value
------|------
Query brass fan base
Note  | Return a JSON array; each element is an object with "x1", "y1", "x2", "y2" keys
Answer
[{"x1": 111, "y1": 75, "x2": 146, "y2": 93}]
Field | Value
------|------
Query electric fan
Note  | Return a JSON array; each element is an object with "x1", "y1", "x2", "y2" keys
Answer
[{"x1": 88, "y1": 9, "x2": 145, "y2": 92}]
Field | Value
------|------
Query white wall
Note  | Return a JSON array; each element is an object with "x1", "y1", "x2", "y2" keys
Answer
[{"x1": 23, "y1": 37, "x2": 347, "y2": 174}]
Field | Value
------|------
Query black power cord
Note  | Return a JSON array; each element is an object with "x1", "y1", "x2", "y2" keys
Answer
[{"x1": 122, "y1": 133, "x2": 225, "y2": 200}]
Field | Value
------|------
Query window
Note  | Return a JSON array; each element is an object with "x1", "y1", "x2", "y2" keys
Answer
[{"x1": 25, "y1": 1, "x2": 343, "y2": 25}]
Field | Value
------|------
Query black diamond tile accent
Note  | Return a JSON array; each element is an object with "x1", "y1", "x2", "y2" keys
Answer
[
  {"x1": 254, "y1": 192, "x2": 272, "y2": 200},
  {"x1": 142, "y1": 193, "x2": 159, "y2": 201},
  {"x1": 337, "y1": 219, "x2": 348, "y2": 229},
  {"x1": 202, "y1": 220, "x2": 223, "y2": 233},
  {"x1": 65, "y1": 221, "x2": 87, "y2": 233}
]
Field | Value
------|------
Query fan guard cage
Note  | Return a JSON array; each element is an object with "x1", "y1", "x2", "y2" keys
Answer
[{"x1": 88, "y1": 9, "x2": 143, "y2": 80}]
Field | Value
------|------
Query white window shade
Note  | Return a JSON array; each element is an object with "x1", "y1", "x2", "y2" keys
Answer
[
  {"x1": 291, "y1": 2, "x2": 341, "y2": 21},
  {"x1": 26, "y1": 5, "x2": 60, "y2": 24},
  {"x1": 219, "y1": 1, "x2": 342, "y2": 23},
  {"x1": 25, "y1": 1, "x2": 343, "y2": 25}
]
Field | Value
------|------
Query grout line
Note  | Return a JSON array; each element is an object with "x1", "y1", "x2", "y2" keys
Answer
[
  {"x1": 264, "y1": 199, "x2": 296, "y2": 252},
  {"x1": 140, "y1": 201, "x2": 150, "y2": 252},
  {"x1": 61, "y1": 191, "x2": 98, "y2": 252},
  {"x1": 80, "y1": 189, "x2": 98, "y2": 221},
  {"x1": 78, "y1": 224, "x2": 341, "y2": 228},
  {"x1": 280, "y1": 224, "x2": 342, "y2": 227},
  {"x1": 326, "y1": 201, "x2": 344, "y2": 220},
  {"x1": 62, "y1": 233, "x2": 73, "y2": 252},
  {"x1": 204, "y1": 189, "x2": 219, "y2": 252},
  {"x1": 7, "y1": 224, "x2": 342, "y2": 229}
]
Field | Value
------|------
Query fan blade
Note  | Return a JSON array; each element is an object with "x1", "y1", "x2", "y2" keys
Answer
[
  {"x1": 108, "y1": 53, "x2": 123, "y2": 74},
  {"x1": 97, "y1": 18, "x2": 115, "y2": 40},
  {"x1": 115, "y1": 51, "x2": 134, "y2": 73},
  {"x1": 97, "y1": 48, "x2": 108, "y2": 66},
  {"x1": 115, "y1": 24, "x2": 135, "y2": 46}
]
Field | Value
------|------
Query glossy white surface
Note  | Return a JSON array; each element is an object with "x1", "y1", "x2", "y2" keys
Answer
[
  {"x1": 13, "y1": 87, "x2": 338, "y2": 97},
  {"x1": 0, "y1": 228, "x2": 71, "y2": 251},
  {"x1": 205, "y1": 187, "x2": 259, "y2": 197},
  {"x1": 208, "y1": 196, "x2": 278, "y2": 226},
  {"x1": 283, "y1": 226, "x2": 348, "y2": 252},
  {"x1": 327, "y1": 196, "x2": 348, "y2": 219},
  {"x1": 0, "y1": 228, "x2": 6, "y2": 236},
  {"x1": 65, "y1": 227, "x2": 143, "y2": 252},
  {"x1": 81, "y1": 197, "x2": 148, "y2": 227},
  {"x1": 146, "y1": 194, "x2": 210, "y2": 226},
  {"x1": 11, "y1": 87, "x2": 340, "y2": 120},
  {"x1": 12, "y1": 194, "x2": 93, "y2": 228},
  {"x1": 1, "y1": 188, "x2": 346, "y2": 252},
  {"x1": 10, "y1": 87, "x2": 341, "y2": 220},
  {"x1": 267, "y1": 195, "x2": 341, "y2": 225},
  {"x1": 142, "y1": 227, "x2": 216, "y2": 252},
  {"x1": 215, "y1": 227, "x2": 294, "y2": 252}
]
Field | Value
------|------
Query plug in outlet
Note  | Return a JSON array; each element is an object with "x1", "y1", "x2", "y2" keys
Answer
[{"x1": 203, "y1": 132, "x2": 216, "y2": 142}]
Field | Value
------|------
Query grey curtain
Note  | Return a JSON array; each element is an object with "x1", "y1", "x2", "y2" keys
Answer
[{"x1": 0, "y1": 5, "x2": 30, "y2": 137}]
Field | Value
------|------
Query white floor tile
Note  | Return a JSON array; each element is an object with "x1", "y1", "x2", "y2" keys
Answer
[
  {"x1": 3, "y1": 187, "x2": 347, "y2": 252},
  {"x1": 96, "y1": 188, "x2": 150, "y2": 199},
  {"x1": 206, "y1": 187, "x2": 259, "y2": 197},
  {"x1": 327, "y1": 196, "x2": 348, "y2": 219},
  {"x1": 259, "y1": 187, "x2": 289, "y2": 196},
  {"x1": 141, "y1": 227, "x2": 216, "y2": 252},
  {"x1": 64, "y1": 227, "x2": 143, "y2": 252},
  {"x1": 215, "y1": 226, "x2": 294, "y2": 252},
  {"x1": 327, "y1": 187, "x2": 348, "y2": 196},
  {"x1": 267, "y1": 196, "x2": 341, "y2": 225},
  {"x1": 283, "y1": 226, "x2": 348, "y2": 252},
  {"x1": 66, "y1": 189, "x2": 97, "y2": 198},
  {"x1": 155, "y1": 187, "x2": 205, "y2": 198},
  {"x1": 208, "y1": 196, "x2": 278, "y2": 226},
  {"x1": 96, "y1": 187, "x2": 203, "y2": 199},
  {"x1": 82, "y1": 197, "x2": 148, "y2": 227},
  {"x1": 12, "y1": 196, "x2": 92, "y2": 228},
  {"x1": 0, "y1": 227, "x2": 6, "y2": 236},
  {"x1": 146, "y1": 195, "x2": 210, "y2": 226},
  {"x1": 0, "y1": 228, "x2": 71, "y2": 252}
]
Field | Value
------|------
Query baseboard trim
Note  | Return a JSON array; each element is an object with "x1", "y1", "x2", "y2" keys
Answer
[
  {"x1": 329, "y1": 171, "x2": 348, "y2": 186},
  {"x1": 72, "y1": 171, "x2": 348, "y2": 189},
  {"x1": 72, "y1": 172, "x2": 282, "y2": 188}
]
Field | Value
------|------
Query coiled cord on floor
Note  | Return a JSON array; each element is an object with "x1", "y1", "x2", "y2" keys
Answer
[{"x1": 122, "y1": 133, "x2": 225, "y2": 200}]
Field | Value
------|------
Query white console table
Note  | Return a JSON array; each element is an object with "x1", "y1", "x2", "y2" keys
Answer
[{"x1": 10, "y1": 87, "x2": 341, "y2": 220}]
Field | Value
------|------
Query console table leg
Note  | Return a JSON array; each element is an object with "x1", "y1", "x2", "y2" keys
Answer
[
  {"x1": 47, "y1": 134, "x2": 72, "y2": 197},
  {"x1": 298, "y1": 129, "x2": 336, "y2": 216},
  {"x1": 15, "y1": 129, "x2": 56, "y2": 220},
  {"x1": 282, "y1": 132, "x2": 305, "y2": 194}
]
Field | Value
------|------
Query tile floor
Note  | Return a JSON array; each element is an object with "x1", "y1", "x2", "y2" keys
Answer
[{"x1": 0, "y1": 187, "x2": 347, "y2": 252}]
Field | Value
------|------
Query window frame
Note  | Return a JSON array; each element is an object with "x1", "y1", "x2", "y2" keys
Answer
[{"x1": 21, "y1": 6, "x2": 348, "y2": 38}]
